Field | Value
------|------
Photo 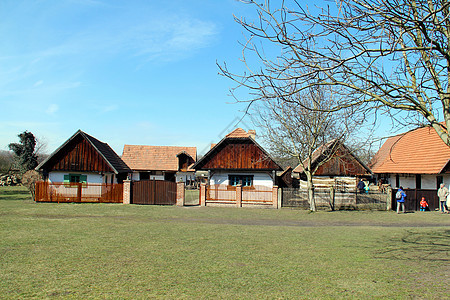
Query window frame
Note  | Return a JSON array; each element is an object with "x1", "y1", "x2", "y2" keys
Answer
[{"x1": 228, "y1": 175, "x2": 254, "y2": 187}]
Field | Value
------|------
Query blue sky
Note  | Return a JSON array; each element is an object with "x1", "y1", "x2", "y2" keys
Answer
[{"x1": 0, "y1": 0, "x2": 260, "y2": 155}]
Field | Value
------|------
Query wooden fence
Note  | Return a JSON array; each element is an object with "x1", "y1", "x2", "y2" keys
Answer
[
  {"x1": 132, "y1": 180, "x2": 176, "y2": 205},
  {"x1": 242, "y1": 185, "x2": 273, "y2": 205},
  {"x1": 282, "y1": 188, "x2": 388, "y2": 210},
  {"x1": 206, "y1": 185, "x2": 236, "y2": 205},
  {"x1": 392, "y1": 189, "x2": 439, "y2": 211},
  {"x1": 205, "y1": 184, "x2": 274, "y2": 206},
  {"x1": 35, "y1": 181, "x2": 123, "y2": 203}
]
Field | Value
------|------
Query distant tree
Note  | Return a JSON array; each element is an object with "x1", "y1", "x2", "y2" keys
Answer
[
  {"x1": 8, "y1": 131, "x2": 39, "y2": 174},
  {"x1": 21, "y1": 170, "x2": 43, "y2": 201},
  {"x1": 0, "y1": 150, "x2": 14, "y2": 174}
]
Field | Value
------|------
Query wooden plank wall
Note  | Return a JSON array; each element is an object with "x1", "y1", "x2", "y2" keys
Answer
[
  {"x1": 201, "y1": 141, "x2": 279, "y2": 170},
  {"x1": 44, "y1": 136, "x2": 114, "y2": 173}
]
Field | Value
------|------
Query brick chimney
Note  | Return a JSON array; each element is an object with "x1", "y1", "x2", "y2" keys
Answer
[{"x1": 248, "y1": 130, "x2": 256, "y2": 139}]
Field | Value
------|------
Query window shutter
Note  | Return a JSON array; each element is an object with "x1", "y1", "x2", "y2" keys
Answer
[
  {"x1": 80, "y1": 175, "x2": 87, "y2": 183},
  {"x1": 63, "y1": 175, "x2": 69, "y2": 183}
]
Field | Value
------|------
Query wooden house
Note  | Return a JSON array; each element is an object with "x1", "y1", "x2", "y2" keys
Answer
[
  {"x1": 275, "y1": 166, "x2": 297, "y2": 188},
  {"x1": 36, "y1": 130, "x2": 131, "y2": 184},
  {"x1": 370, "y1": 125, "x2": 450, "y2": 190},
  {"x1": 293, "y1": 140, "x2": 372, "y2": 179},
  {"x1": 121, "y1": 145, "x2": 197, "y2": 183},
  {"x1": 193, "y1": 128, "x2": 282, "y2": 188}
]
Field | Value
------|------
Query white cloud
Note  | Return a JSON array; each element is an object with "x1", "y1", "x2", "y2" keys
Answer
[
  {"x1": 101, "y1": 104, "x2": 119, "y2": 113},
  {"x1": 33, "y1": 80, "x2": 44, "y2": 87},
  {"x1": 46, "y1": 104, "x2": 59, "y2": 115}
]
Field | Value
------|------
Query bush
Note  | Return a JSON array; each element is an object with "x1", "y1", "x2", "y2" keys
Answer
[{"x1": 21, "y1": 170, "x2": 42, "y2": 201}]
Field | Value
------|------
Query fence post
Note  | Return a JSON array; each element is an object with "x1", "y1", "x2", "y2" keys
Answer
[
  {"x1": 236, "y1": 184, "x2": 242, "y2": 207},
  {"x1": 200, "y1": 183, "x2": 207, "y2": 206},
  {"x1": 272, "y1": 185, "x2": 279, "y2": 209},
  {"x1": 176, "y1": 182, "x2": 185, "y2": 206},
  {"x1": 329, "y1": 186, "x2": 335, "y2": 210},
  {"x1": 123, "y1": 179, "x2": 131, "y2": 204},
  {"x1": 278, "y1": 187, "x2": 282, "y2": 208},
  {"x1": 386, "y1": 187, "x2": 392, "y2": 211}
]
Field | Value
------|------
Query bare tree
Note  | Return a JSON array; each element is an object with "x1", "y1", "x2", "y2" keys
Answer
[
  {"x1": 251, "y1": 84, "x2": 363, "y2": 211},
  {"x1": 220, "y1": 0, "x2": 450, "y2": 145}
]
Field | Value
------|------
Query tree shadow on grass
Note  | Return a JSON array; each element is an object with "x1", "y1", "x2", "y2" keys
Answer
[
  {"x1": 374, "y1": 229, "x2": 450, "y2": 263},
  {"x1": 0, "y1": 190, "x2": 30, "y2": 196}
]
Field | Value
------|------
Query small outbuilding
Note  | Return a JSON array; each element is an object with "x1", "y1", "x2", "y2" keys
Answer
[{"x1": 121, "y1": 145, "x2": 197, "y2": 183}]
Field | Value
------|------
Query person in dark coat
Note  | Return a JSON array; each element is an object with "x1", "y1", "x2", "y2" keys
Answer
[{"x1": 357, "y1": 179, "x2": 365, "y2": 194}]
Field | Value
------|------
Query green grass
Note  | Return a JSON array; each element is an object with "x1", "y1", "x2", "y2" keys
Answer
[{"x1": 1, "y1": 186, "x2": 449, "y2": 299}]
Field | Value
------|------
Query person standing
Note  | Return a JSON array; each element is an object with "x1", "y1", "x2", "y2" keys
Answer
[
  {"x1": 437, "y1": 183, "x2": 448, "y2": 213},
  {"x1": 396, "y1": 186, "x2": 406, "y2": 214},
  {"x1": 446, "y1": 185, "x2": 450, "y2": 214},
  {"x1": 357, "y1": 179, "x2": 365, "y2": 194}
]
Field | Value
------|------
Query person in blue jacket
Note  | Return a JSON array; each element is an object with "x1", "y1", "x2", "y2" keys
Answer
[{"x1": 396, "y1": 186, "x2": 407, "y2": 214}]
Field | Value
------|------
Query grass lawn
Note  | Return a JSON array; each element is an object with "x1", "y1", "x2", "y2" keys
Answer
[{"x1": 1, "y1": 186, "x2": 449, "y2": 299}]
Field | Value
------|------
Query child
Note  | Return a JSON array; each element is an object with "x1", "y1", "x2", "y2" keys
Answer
[{"x1": 419, "y1": 197, "x2": 428, "y2": 211}]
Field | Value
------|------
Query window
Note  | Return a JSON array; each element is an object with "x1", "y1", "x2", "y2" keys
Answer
[
  {"x1": 70, "y1": 174, "x2": 81, "y2": 183},
  {"x1": 140, "y1": 172, "x2": 150, "y2": 180},
  {"x1": 64, "y1": 174, "x2": 87, "y2": 186},
  {"x1": 228, "y1": 175, "x2": 253, "y2": 187}
]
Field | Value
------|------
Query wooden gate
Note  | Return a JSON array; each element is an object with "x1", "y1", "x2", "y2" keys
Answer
[{"x1": 132, "y1": 180, "x2": 177, "y2": 205}]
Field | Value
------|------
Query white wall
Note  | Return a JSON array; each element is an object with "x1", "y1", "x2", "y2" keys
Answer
[
  {"x1": 131, "y1": 172, "x2": 164, "y2": 181},
  {"x1": 176, "y1": 172, "x2": 196, "y2": 183},
  {"x1": 386, "y1": 174, "x2": 450, "y2": 189},
  {"x1": 131, "y1": 172, "x2": 140, "y2": 181},
  {"x1": 422, "y1": 175, "x2": 437, "y2": 189},
  {"x1": 48, "y1": 171, "x2": 104, "y2": 184},
  {"x1": 210, "y1": 172, "x2": 273, "y2": 188}
]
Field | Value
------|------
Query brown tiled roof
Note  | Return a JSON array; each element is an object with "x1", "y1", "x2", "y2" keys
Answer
[
  {"x1": 121, "y1": 145, "x2": 197, "y2": 172},
  {"x1": 369, "y1": 125, "x2": 450, "y2": 174},
  {"x1": 226, "y1": 128, "x2": 251, "y2": 138}
]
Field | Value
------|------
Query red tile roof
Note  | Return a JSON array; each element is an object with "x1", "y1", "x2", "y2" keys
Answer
[
  {"x1": 369, "y1": 125, "x2": 450, "y2": 174},
  {"x1": 226, "y1": 128, "x2": 251, "y2": 138},
  {"x1": 121, "y1": 145, "x2": 197, "y2": 172}
]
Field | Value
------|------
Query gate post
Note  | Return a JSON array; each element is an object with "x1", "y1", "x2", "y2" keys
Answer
[
  {"x1": 200, "y1": 183, "x2": 206, "y2": 206},
  {"x1": 272, "y1": 185, "x2": 279, "y2": 209},
  {"x1": 236, "y1": 184, "x2": 242, "y2": 207},
  {"x1": 176, "y1": 182, "x2": 185, "y2": 206},
  {"x1": 123, "y1": 179, "x2": 131, "y2": 204},
  {"x1": 386, "y1": 187, "x2": 392, "y2": 211}
]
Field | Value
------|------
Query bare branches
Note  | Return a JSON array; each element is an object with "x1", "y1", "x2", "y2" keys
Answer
[
  {"x1": 221, "y1": 0, "x2": 450, "y2": 145},
  {"x1": 250, "y1": 83, "x2": 363, "y2": 211}
]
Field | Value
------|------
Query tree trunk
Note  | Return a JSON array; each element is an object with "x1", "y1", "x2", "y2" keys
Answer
[
  {"x1": 329, "y1": 186, "x2": 335, "y2": 211},
  {"x1": 306, "y1": 172, "x2": 316, "y2": 211}
]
